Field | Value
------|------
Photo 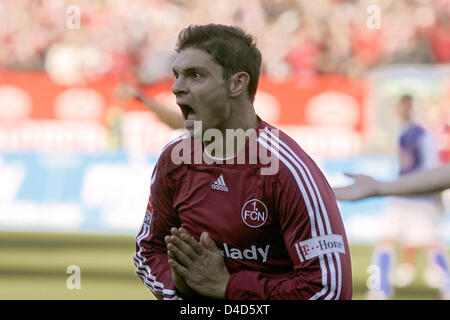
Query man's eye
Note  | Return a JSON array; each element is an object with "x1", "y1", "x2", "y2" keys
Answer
[{"x1": 191, "y1": 72, "x2": 202, "y2": 79}]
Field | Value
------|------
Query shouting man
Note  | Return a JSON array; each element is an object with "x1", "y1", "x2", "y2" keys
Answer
[{"x1": 134, "y1": 24, "x2": 352, "y2": 300}]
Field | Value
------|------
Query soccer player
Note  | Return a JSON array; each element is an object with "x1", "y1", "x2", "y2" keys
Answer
[
  {"x1": 133, "y1": 24, "x2": 352, "y2": 300},
  {"x1": 336, "y1": 95, "x2": 449, "y2": 299}
]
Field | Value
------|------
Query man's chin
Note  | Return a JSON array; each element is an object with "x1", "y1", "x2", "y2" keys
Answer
[
  {"x1": 183, "y1": 120, "x2": 204, "y2": 139},
  {"x1": 183, "y1": 127, "x2": 202, "y2": 139}
]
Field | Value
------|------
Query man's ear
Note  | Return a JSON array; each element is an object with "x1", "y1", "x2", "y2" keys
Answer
[{"x1": 228, "y1": 72, "x2": 250, "y2": 98}]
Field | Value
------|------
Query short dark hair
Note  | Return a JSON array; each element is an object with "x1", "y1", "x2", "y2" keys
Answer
[
  {"x1": 400, "y1": 94, "x2": 413, "y2": 101},
  {"x1": 400, "y1": 94, "x2": 413, "y2": 105},
  {"x1": 175, "y1": 24, "x2": 262, "y2": 102}
]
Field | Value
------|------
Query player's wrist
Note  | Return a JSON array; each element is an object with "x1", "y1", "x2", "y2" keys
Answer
[
  {"x1": 177, "y1": 288, "x2": 202, "y2": 300},
  {"x1": 373, "y1": 180, "x2": 384, "y2": 197},
  {"x1": 213, "y1": 272, "x2": 230, "y2": 300}
]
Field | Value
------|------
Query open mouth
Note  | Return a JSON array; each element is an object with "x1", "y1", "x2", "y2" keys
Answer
[{"x1": 178, "y1": 103, "x2": 195, "y2": 120}]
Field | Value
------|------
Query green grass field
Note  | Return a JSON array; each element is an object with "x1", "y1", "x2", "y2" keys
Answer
[{"x1": 0, "y1": 231, "x2": 444, "y2": 300}]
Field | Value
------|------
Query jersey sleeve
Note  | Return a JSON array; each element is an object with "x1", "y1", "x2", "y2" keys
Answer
[
  {"x1": 133, "y1": 159, "x2": 181, "y2": 300},
  {"x1": 225, "y1": 158, "x2": 351, "y2": 300}
]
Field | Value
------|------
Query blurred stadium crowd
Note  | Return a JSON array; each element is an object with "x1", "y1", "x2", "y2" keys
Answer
[{"x1": 0, "y1": 0, "x2": 449, "y2": 85}]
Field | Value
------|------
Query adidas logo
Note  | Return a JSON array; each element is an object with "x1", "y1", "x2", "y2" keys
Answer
[{"x1": 211, "y1": 175, "x2": 229, "y2": 192}]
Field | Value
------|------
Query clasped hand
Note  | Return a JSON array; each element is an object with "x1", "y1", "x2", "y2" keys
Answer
[{"x1": 164, "y1": 227, "x2": 230, "y2": 299}]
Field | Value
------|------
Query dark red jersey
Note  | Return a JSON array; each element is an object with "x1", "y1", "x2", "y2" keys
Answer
[{"x1": 134, "y1": 118, "x2": 352, "y2": 300}]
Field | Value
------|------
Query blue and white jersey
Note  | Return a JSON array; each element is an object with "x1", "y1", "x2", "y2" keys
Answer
[
  {"x1": 396, "y1": 121, "x2": 440, "y2": 203},
  {"x1": 398, "y1": 122, "x2": 438, "y2": 176}
]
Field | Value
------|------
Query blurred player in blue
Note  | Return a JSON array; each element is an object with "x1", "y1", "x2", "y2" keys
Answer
[{"x1": 366, "y1": 94, "x2": 450, "y2": 299}]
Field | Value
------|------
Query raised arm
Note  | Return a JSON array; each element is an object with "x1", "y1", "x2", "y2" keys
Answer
[
  {"x1": 115, "y1": 82, "x2": 184, "y2": 130},
  {"x1": 333, "y1": 164, "x2": 450, "y2": 201}
]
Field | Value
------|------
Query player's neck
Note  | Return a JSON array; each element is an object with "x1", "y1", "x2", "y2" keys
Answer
[
  {"x1": 204, "y1": 101, "x2": 258, "y2": 159},
  {"x1": 228, "y1": 100, "x2": 259, "y2": 131}
]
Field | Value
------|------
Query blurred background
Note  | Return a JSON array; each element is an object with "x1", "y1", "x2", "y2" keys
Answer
[{"x1": 0, "y1": 0, "x2": 449, "y2": 299}]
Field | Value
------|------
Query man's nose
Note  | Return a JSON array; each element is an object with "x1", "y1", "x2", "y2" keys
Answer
[{"x1": 172, "y1": 77, "x2": 189, "y2": 96}]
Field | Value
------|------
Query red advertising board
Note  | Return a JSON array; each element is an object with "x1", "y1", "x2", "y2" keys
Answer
[
  {"x1": 0, "y1": 71, "x2": 367, "y2": 126},
  {"x1": 0, "y1": 71, "x2": 368, "y2": 156}
]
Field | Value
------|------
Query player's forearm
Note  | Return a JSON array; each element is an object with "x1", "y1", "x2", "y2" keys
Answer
[
  {"x1": 225, "y1": 270, "x2": 318, "y2": 300},
  {"x1": 136, "y1": 94, "x2": 184, "y2": 129},
  {"x1": 134, "y1": 252, "x2": 180, "y2": 299},
  {"x1": 376, "y1": 164, "x2": 450, "y2": 197}
]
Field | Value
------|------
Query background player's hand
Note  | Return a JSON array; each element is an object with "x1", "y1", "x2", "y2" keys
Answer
[
  {"x1": 115, "y1": 82, "x2": 140, "y2": 100},
  {"x1": 333, "y1": 173, "x2": 379, "y2": 201},
  {"x1": 166, "y1": 227, "x2": 230, "y2": 299}
]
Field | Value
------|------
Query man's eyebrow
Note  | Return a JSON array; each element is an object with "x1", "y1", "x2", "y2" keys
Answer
[{"x1": 172, "y1": 66, "x2": 209, "y2": 74}]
